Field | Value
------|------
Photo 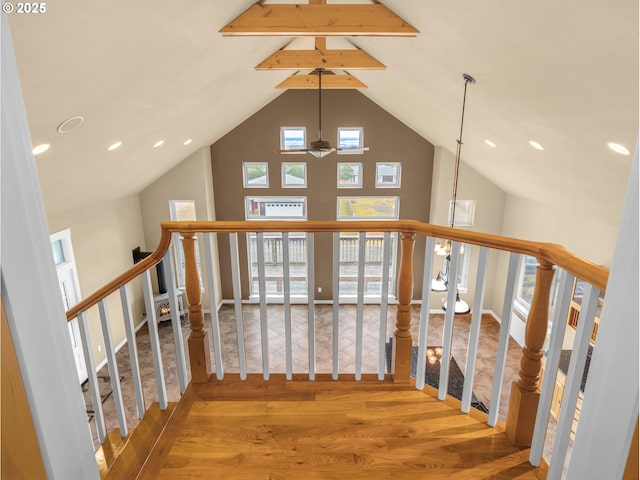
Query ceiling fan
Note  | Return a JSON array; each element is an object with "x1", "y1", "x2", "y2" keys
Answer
[{"x1": 278, "y1": 68, "x2": 369, "y2": 158}]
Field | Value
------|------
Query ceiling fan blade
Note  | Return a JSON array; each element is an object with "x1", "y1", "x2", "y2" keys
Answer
[
  {"x1": 336, "y1": 146, "x2": 370, "y2": 152},
  {"x1": 275, "y1": 148, "x2": 310, "y2": 153}
]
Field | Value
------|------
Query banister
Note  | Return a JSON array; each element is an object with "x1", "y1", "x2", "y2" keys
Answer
[{"x1": 66, "y1": 220, "x2": 608, "y2": 322}]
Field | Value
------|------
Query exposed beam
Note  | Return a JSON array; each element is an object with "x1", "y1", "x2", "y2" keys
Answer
[
  {"x1": 276, "y1": 73, "x2": 367, "y2": 89},
  {"x1": 220, "y1": 4, "x2": 419, "y2": 37},
  {"x1": 256, "y1": 47, "x2": 385, "y2": 70}
]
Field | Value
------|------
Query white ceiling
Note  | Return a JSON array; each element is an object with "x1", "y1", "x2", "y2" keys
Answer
[{"x1": 8, "y1": 1, "x2": 638, "y2": 226}]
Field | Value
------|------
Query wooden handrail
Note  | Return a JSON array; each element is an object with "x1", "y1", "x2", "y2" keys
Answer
[{"x1": 66, "y1": 220, "x2": 608, "y2": 322}]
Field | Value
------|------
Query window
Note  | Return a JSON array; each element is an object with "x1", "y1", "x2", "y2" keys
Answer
[
  {"x1": 169, "y1": 200, "x2": 202, "y2": 289},
  {"x1": 449, "y1": 199, "x2": 475, "y2": 226},
  {"x1": 375, "y1": 162, "x2": 401, "y2": 188},
  {"x1": 337, "y1": 163, "x2": 363, "y2": 188},
  {"x1": 245, "y1": 196, "x2": 308, "y2": 298},
  {"x1": 337, "y1": 127, "x2": 364, "y2": 154},
  {"x1": 337, "y1": 196, "x2": 399, "y2": 220},
  {"x1": 281, "y1": 162, "x2": 307, "y2": 188},
  {"x1": 336, "y1": 196, "x2": 400, "y2": 299},
  {"x1": 242, "y1": 162, "x2": 269, "y2": 187},
  {"x1": 280, "y1": 127, "x2": 306, "y2": 153},
  {"x1": 245, "y1": 196, "x2": 307, "y2": 220},
  {"x1": 514, "y1": 255, "x2": 538, "y2": 318}
]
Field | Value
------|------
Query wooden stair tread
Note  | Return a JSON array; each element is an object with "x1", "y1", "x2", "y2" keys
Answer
[{"x1": 136, "y1": 375, "x2": 547, "y2": 479}]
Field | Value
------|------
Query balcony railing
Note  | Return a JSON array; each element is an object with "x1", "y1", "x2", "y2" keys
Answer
[{"x1": 65, "y1": 220, "x2": 608, "y2": 477}]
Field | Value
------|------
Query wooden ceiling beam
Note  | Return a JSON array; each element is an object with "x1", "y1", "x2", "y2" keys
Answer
[
  {"x1": 276, "y1": 73, "x2": 367, "y2": 89},
  {"x1": 220, "y1": 4, "x2": 418, "y2": 37},
  {"x1": 256, "y1": 47, "x2": 385, "y2": 70}
]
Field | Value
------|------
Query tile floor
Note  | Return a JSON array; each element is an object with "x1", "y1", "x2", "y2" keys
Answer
[{"x1": 87, "y1": 303, "x2": 557, "y2": 462}]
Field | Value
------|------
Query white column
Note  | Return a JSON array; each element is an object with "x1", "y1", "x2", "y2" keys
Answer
[
  {"x1": 0, "y1": 16, "x2": 99, "y2": 479},
  {"x1": 567, "y1": 142, "x2": 639, "y2": 479}
]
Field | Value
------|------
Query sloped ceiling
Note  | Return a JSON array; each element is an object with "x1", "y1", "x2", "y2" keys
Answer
[{"x1": 7, "y1": 0, "x2": 638, "y2": 227}]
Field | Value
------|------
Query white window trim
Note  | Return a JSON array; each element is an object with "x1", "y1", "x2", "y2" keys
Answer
[
  {"x1": 375, "y1": 162, "x2": 402, "y2": 188},
  {"x1": 337, "y1": 162, "x2": 363, "y2": 188},
  {"x1": 280, "y1": 126, "x2": 307, "y2": 154},
  {"x1": 336, "y1": 196, "x2": 400, "y2": 220},
  {"x1": 244, "y1": 196, "x2": 308, "y2": 221},
  {"x1": 242, "y1": 162, "x2": 269, "y2": 188},
  {"x1": 337, "y1": 126, "x2": 364, "y2": 155},
  {"x1": 281, "y1": 162, "x2": 307, "y2": 188}
]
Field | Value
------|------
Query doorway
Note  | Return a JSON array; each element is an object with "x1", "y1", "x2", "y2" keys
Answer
[{"x1": 50, "y1": 229, "x2": 88, "y2": 383}]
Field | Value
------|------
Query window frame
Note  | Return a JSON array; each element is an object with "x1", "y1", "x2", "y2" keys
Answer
[
  {"x1": 336, "y1": 196, "x2": 400, "y2": 221},
  {"x1": 337, "y1": 162, "x2": 363, "y2": 188},
  {"x1": 280, "y1": 126, "x2": 307, "y2": 154},
  {"x1": 375, "y1": 162, "x2": 402, "y2": 188},
  {"x1": 242, "y1": 162, "x2": 269, "y2": 188},
  {"x1": 281, "y1": 162, "x2": 307, "y2": 188},
  {"x1": 337, "y1": 127, "x2": 364, "y2": 154},
  {"x1": 244, "y1": 196, "x2": 308, "y2": 221}
]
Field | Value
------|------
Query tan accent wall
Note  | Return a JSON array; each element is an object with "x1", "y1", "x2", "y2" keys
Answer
[
  {"x1": 47, "y1": 195, "x2": 146, "y2": 367},
  {"x1": 211, "y1": 89, "x2": 434, "y2": 301}
]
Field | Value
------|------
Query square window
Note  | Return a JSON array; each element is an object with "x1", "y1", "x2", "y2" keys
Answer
[
  {"x1": 243, "y1": 162, "x2": 269, "y2": 188},
  {"x1": 337, "y1": 127, "x2": 364, "y2": 154},
  {"x1": 448, "y1": 200, "x2": 475, "y2": 226},
  {"x1": 375, "y1": 162, "x2": 402, "y2": 188},
  {"x1": 280, "y1": 127, "x2": 306, "y2": 154},
  {"x1": 281, "y1": 163, "x2": 307, "y2": 188},
  {"x1": 337, "y1": 163, "x2": 362, "y2": 188}
]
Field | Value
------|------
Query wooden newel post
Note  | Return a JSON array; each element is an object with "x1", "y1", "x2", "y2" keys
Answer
[
  {"x1": 393, "y1": 232, "x2": 415, "y2": 383},
  {"x1": 182, "y1": 233, "x2": 211, "y2": 384},
  {"x1": 506, "y1": 260, "x2": 555, "y2": 446}
]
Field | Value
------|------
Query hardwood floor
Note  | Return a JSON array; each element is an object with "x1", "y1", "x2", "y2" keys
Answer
[{"x1": 138, "y1": 375, "x2": 548, "y2": 479}]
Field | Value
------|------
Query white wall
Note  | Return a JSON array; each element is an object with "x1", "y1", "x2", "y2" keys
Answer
[
  {"x1": 47, "y1": 195, "x2": 147, "y2": 367},
  {"x1": 429, "y1": 147, "x2": 507, "y2": 313},
  {"x1": 139, "y1": 146, "x2": 221, "y2": 309}
]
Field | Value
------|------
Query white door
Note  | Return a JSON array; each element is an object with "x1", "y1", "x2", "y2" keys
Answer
[{"x1": 51, "y1": 229, "x2": 88, "y2": 383}]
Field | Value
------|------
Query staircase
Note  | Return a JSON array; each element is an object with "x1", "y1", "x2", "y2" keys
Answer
[{"x1": 98, "y1": 374, "x2": 546, "y2": 479}]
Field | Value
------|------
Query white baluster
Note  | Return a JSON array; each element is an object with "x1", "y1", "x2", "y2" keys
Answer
[
  {"x1": 307, "y1": 232, "x2": 316, "y2": 381},
  {"x1": 488, "y1": 252, "x2": 520, "y2": 427},
  {"x1": 164, "y1": 243, "x2": 188, "y2": 392},
  {"x1": 461, "y1": 246, "x2": 488, "y2": 413},
  {"x1": 548, "y1": 284, "x2": 600, "y2": 478},
  {"x1": 256, "y1": 231, "x2": 269, "y2": 381},
  {"x1": 119, "y1": 285, "x2": 145, "y2": 418},
  {"x1": 355, "y1": 231, "x2": 366, "y2": 381},
  {"x1": 529, "y1": 269, "x2": 574, "y2": 466},
  {"x1": 141, "y1": 269, "x2": 168, "y2": 409},
  {"x1": 77, "y1": 311, "x2": 107, "y2": 443},
  {"x1": 378, "y1": 232, "x2": 392, "y2": 381},
  {"x1": 415, "y1": 237, "x2": 436, "y2": 390},
  {"x1": 332, "y1": 232, "x2": 341, "y2": 380},
  {"x1": 229, "y1": 233, "x2": 247, "y2": 380},
  {"x1": 204, "y1": 233, "x2": 224, "y2": 381},
  {"x1": 97, "y1": 300, "x2": 127, "y2": 437},
  {"x1": 282, "y1": 232, "x2": 293, "y2": 380},
  {"x1": 438, "y1": 241, "x2": 462, "y2": 401}
]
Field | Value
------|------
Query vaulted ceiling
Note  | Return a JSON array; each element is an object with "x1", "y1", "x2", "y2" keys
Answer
[{"x1": 7, "y1": 1, "x2": 638, "y2": 227}]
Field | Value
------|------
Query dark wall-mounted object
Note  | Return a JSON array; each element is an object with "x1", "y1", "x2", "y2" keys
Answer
[{"x1": 132, "y1": 246, "x2": 167, "y2": 294}]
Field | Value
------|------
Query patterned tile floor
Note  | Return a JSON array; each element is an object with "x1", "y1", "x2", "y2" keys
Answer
[{"x1": 87, "y1": 304, "x2": 558, "y2": 462}]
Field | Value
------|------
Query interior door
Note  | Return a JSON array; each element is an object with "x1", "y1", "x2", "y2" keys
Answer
[{"x1": 51, "y1": 230, "x2": 88, "y2": 383}]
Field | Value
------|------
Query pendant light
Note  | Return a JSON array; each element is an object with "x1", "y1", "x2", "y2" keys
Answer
[{"x1": 431, "y1": 73, "x2": 475, "y2": 315}]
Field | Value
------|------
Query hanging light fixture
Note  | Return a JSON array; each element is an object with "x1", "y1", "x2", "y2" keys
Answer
[{"x1": 431, "y1": 73, "x2": 475, "y2": 315}]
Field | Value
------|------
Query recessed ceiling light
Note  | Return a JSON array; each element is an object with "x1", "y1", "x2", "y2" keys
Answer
[
  {"x1": 183, "y1": 139, "x2": 192, "y2": 146},
  {"x1": 529, "y1": 140, "x2": 544, "y2": 151},
  {"x1": 108, "y1": 141, "x2": 122, "y2": 151},
  {"x1": 32, "y1": 143, "x2": 50, "y2": 155},
  {"x1": 484, "y1": 139, "x2": 496, "y2": 148},
  {"x1": 57, "y1": 116, "x2": 84, "y2": 134},
  {"x1": 607, "y1": 142, "x2": 630, "y2": 155},
  {"x1": 153, "y1": 140, "x2": 164, "y2": 148}
]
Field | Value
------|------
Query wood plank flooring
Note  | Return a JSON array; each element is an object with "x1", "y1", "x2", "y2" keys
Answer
[{"x1": 139, "y1": 374, "x2": 547, "y2": 479}]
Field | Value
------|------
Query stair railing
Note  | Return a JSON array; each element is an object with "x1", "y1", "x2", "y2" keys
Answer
[{"x1": 66, "y1": 219, "x2": 608, "y2": 474}]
